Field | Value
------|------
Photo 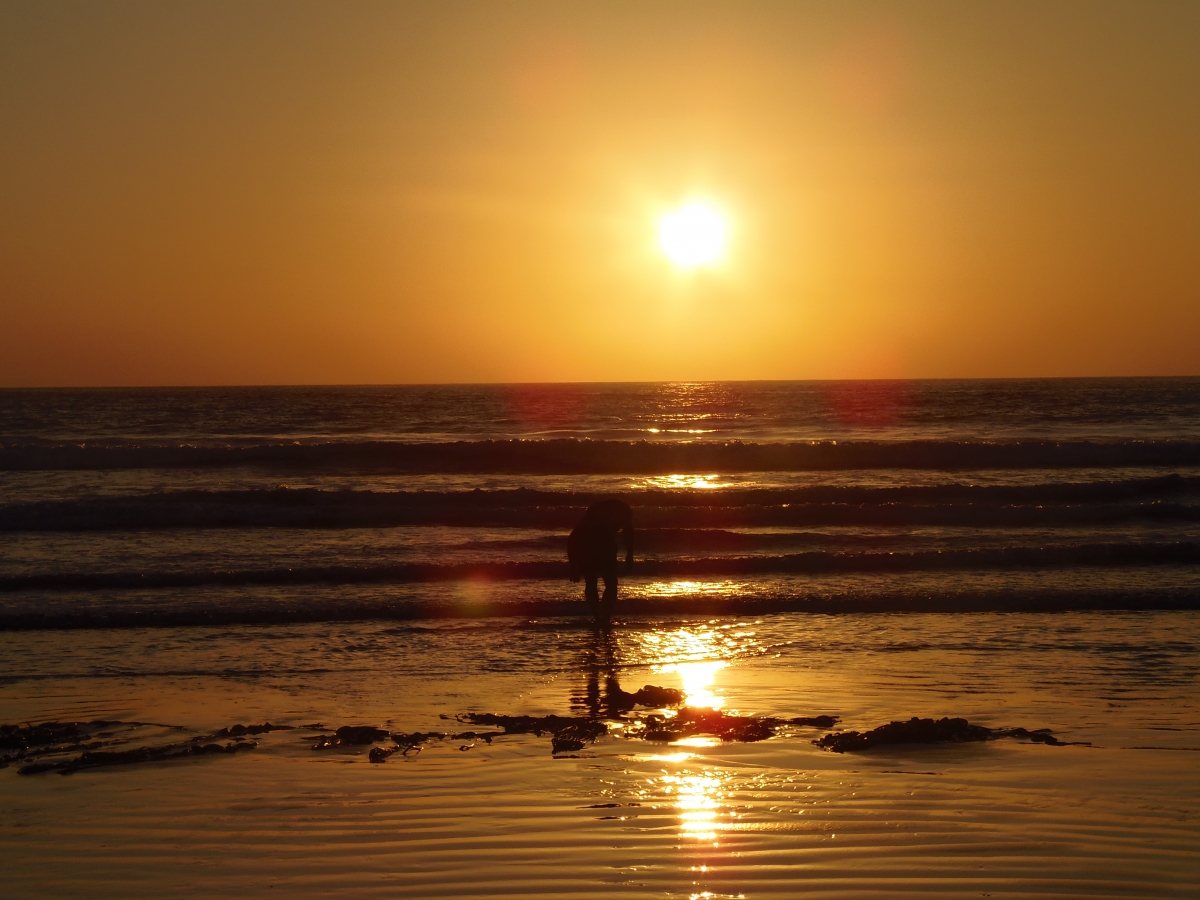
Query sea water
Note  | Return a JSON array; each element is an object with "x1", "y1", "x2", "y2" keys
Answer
[{"x1": 1, "y1": 378, "x2": 1198, "y2": 626}]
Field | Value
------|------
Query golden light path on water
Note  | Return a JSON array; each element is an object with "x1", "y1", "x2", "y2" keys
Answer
[
  {"x1": 658, "y1": 660, "x2": 728, "y2": 710},
  {"x1": 664, "y1": 770, "x2": 726, "y2": 843},
  {"x1": 638, "y1": 473, "x2": 726, "y2": 489},
  {"x1": 627, "y1": 622, "x2": 763, "y2": 865},
  {"x1": 634, "y1": 580, "x2": 747, "y2": 598}
]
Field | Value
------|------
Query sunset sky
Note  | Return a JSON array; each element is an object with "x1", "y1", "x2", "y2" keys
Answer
[{"x1": 2, "y1": 0, "x2": 1197, "y2": 386}]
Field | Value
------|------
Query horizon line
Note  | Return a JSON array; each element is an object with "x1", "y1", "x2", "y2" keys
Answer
[{"x1": 3, "y1": 374, "x2": 1200, "y2": 391}]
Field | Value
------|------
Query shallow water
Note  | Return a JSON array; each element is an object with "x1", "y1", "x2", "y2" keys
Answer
[{"x1": 2, "y1": 611, "x2": 1197, "y2": 897}]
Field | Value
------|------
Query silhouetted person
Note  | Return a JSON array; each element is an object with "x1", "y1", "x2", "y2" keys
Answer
[{"x1": 568, "y1": 498, "x2": 633, "y2": 627}]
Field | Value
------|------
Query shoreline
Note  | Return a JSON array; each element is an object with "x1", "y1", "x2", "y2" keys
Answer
[{"x1": 2, "y1": 609, "x2": 1197, "y2": 897}]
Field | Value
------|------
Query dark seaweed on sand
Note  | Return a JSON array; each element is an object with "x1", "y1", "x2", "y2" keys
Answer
[
  {"x1": 449, "y1": 708, "x2": 839, "y2": 753},
  {"x1": 454, "y1": 714, "x2": 609, "y2": 753},
  {"x1": 5, "y1": 721, "x2": 293, "y2": 775},
  {"x1": 814, "y1": 716, "x2": 1083, "y2": 752},
  {"x1": 5, "y1": 712, "x2": 1081, "y2": 773},
  {"x1": 373, "y1": 730, "x2": 504, "y2": 761},
  {"x1": 637, "y1": 709, "x2": 839, "y2": 743},
  {"x1": 309, "y1": 725, "x2": 391, "y2": 749},
  {"x1": 604, "y1": 684, "x2": 685, "y2": 711}
]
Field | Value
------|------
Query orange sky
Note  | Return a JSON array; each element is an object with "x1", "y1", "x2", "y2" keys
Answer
[{"x1": 2, "y1": 1, "x2": 1197, "y2": 386}]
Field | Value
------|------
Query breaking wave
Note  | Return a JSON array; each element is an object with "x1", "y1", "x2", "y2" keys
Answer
[
  {"x1": 2, "y1": 541, "x2": 1197, "y2": 593},
  {"x1": 3, "y1": 475, "x2": 1198, "y2": 531},
  {"x1": 1, "y1": 584, "x2": 1195, "y2": 631}
]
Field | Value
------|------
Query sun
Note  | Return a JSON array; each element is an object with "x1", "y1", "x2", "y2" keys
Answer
[{"x1": 658, "y1": 200, "x2": 729, "y2": 268}]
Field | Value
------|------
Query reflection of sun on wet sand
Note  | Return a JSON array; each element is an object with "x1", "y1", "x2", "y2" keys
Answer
[
  {"x1": 1, "y1": 612, "x2": 1198, "y2": 897},
  {"x1": 658, "y1": 660, "x2": 728, "y2": 709},
  {"x1": 665, "y1": 771, "x2": 727, "y2": 845}
]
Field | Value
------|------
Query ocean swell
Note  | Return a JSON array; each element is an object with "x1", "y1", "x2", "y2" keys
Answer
[
  {"x1": 1, "y1": 586, "x2": 1195, "y2": 631},
  {"x1": 2, "y1": 438, "x2": 1198, "y2": 473},
  {"x1": 3, "y1": 476, "x2": 1199, "y2": 531},
  {"x1": 3, "y1": 542, "x2": 1197, "y2": 592}
]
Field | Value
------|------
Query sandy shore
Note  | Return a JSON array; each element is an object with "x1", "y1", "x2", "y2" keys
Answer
[{"x1": 2, "y1": 611, "x2": 1198, "y2": 897}]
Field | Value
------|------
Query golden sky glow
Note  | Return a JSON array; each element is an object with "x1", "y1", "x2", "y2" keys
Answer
[{"x1": 1, "y1": 1, "x2": 1198, "y2": 385}]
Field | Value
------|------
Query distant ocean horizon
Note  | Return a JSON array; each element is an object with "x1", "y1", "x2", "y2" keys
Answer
[{"x1": 2, "y1": 377, "x2": 1198, "y2": 629}]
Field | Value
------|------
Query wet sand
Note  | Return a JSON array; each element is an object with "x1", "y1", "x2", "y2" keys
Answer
[{"x1": 2, "y1": 611, "x2": 1198, "y2": 897}]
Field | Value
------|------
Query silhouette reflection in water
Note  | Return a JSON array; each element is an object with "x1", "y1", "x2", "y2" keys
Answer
[
  {"x1": 574, "y1": 628, "x2": 624, "y2": 719},
  {"x1": 570, "y1": 630, "x2": 683, "y2": 718}
]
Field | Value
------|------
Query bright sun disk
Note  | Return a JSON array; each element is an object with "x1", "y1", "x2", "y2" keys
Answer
[{"x1": 658, "y1": 201, "x2": 729, "y2": 268}]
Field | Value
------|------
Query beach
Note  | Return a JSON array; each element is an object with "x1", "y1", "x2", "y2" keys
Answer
[
  {"x1": 1, "y1": 380, "x2": 1199, "y2": 896},
  {"x1": 2, "y1": 611, "x2": 1197, "y2": 897}
]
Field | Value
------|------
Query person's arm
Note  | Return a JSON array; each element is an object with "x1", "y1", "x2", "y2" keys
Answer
[{"x1": 623, "y1": 520, "x2": 633, "y2": 571}]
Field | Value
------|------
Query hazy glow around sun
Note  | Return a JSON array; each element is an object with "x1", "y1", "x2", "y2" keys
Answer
[{"x1": 658, "y1": 200, "x2": 729, "y2": 268}]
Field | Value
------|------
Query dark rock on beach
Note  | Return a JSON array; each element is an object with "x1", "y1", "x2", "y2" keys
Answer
[
  {"x1": 815, "y1": 716, "x2": 992, "y2": 752},
  {"x1": 19, "y1": 737, "x2": 257, "y2": 775},
  {"x1": 615, "y1": 684, "x2": 685, "y2": 709},
  {"x1": 368, "y1": 745, "x2": 397, "y2": 763},
  {"x1": 551, "y1": 722, "x2": 607, "y2": 753},
  {"x1": 457, "y1": 713, "x2": 608, "y2": 753},
  {"x1": 574, "y1": 683, "x2": 686, "y2": 715},
  {"x1": 1, "y1": 721, "x2": 89, "y2": 750},
  {"x1": 790, "y1": 715, "x2": 839, "y2": 729},
  {"x1": 448, "y1": 708, "x2": 838, "y2": 752},
  {"x1": 640, "y1": 708, "x2": 840, "y2": 743},
  {"x1": 311, "y1": 725, "x2": 392, "y2": 749},
  {"x1": 814, "y1": 716, "x2": 1076, "y2": 752},
  {"x1": 214, "y1": 722, "x2": 292, "y2": 738},
  {"x1": 642, "y1": 707, "x2": 777, "y2": 743},
  {"x1": 994, "y1": 726, "x2": 1066, "y2": 745},
  {"x1": 368, "y1": 729, "x2": 503, "y2": 762},
  {"x1": 7, "y1": 720, "x2": 286, "y2": 775}
]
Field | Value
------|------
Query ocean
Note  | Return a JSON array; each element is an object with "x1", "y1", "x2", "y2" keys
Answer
[{"x1": 2, "y1": 378, "x2": 1198, "y2": 628}]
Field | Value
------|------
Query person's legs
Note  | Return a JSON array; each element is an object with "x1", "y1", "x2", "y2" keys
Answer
[
  {"x1": 584, "y1": 575, "x2": 601, "y2": 622},
  {"x1": 599, "y1": 568, "x2": 618, "y2": 626}
]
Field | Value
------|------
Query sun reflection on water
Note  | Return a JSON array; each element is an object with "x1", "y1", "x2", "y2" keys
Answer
[
  {"x1": 638, "y1": 473, "x2": 725, "y2": 489},
  {"x1": 635, "y1": 580, "x2": 745, "y2": 598},
  {"x1": 647, "y1": 751, "x2": 694, "y2": 763},
  {"x1": 658, "y1": 660, "x2": 727, "y2": 709},
  {"x1": 633, "y1": 621, "x2": 759, "y2": 664},
  {"x1": 628, "y1": 621, "x2": 765, "y2": 709},
  {"x1": 672, "y1": 735, "x2": 720, "y2": 748},
  {"x1": 659, "y1": 770, "x2": 731, "y2": 845},
  {"x1": 604, "y1": 622, "x2": 765, "y2": 898}
]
